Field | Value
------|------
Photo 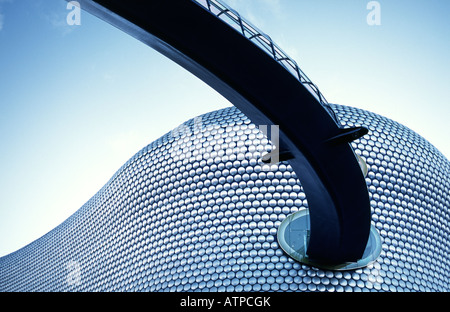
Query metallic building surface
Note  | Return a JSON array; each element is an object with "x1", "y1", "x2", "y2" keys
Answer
[{"x1": 0, "y1": 104, "x2": 449, "y2": 292}]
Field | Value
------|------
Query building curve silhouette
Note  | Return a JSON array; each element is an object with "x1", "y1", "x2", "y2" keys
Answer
[{"x1": 1, "y1": 104, "x2": 448, "y2": 292}]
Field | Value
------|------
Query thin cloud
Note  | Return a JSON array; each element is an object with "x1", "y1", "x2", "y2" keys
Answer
[
  {"x1": 41, "y1": 10, "x2": 76, "y2": 37},
  {"x1": 0, "y1": 0, "x2": 14, "y2": 31},
  {"x1": 222, "y1": 0, "x2": 284, "y2": 29},
  {"x1": 261, "y1": 0, "x2": 283, "y2": 17}
]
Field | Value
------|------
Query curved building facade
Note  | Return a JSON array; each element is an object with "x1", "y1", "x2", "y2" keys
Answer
[{"x1": 0, "y1": 104, "x2": 449, "y2": 292}]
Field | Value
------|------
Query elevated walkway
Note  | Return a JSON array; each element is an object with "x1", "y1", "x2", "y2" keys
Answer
[{"x1": 74, "y1": 0, "x2": 372, "y2": 266}]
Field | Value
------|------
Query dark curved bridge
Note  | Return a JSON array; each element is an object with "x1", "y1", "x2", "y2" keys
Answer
[{"x1": 73, "y1": 0, "x2": 372, "y2": 265}]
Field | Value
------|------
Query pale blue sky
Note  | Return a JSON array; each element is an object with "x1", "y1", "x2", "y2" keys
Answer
[{"x1": 0, "y1": 0, "x2": 448, "y2": 257}]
